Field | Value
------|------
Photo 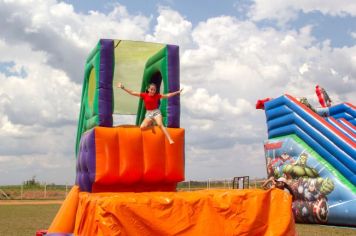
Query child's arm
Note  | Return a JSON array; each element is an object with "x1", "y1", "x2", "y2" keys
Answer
[
  {"x1": 161, "y1": 88, "x2": 183, "y2": 98},
  {"x1": 117, "y1": 82, "x2": 140, "y2": 97}
]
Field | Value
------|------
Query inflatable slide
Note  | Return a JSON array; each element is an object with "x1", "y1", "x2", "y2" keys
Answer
[
  {"x1": 258, "y1": 93, "x2": 356, "y2": 226},
  {"x1": 44, "y1": 39, "x2": 296, "y2": 236}
]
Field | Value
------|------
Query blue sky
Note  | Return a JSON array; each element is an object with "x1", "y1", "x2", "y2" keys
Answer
[
  {"x1": 64, "y1": 0, "x2": 244, "y2": 23},
  {"x1": 64, "y1": 0, "x2": 355, "y2": 47},
  {"x1": 0, "y1": 0, "x2": 355, "y2": 185},
  {"x1": 291, "y1": 12, "x2": 355, "y2": 47}
]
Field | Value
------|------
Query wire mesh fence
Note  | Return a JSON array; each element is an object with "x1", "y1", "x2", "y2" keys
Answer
[
  {"x1": 0, "y1": 184, "x2": 71, "y2": 200},
  {"x1": 0, "y1": 177, "x2": 267, "y2": 200},
  {"x1": 177, "y1": 177, "x2": 265, "y2": 191}
]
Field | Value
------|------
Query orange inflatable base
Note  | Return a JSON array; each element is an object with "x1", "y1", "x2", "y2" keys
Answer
[
  {"x1": 71, "y1": 189, "x2": 296, "y2": 236},
  {"x1": 47, "y1": 185, "x2": 80, "y2": 234}
]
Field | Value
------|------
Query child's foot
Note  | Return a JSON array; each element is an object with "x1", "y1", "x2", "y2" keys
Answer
[{"x1": 169, "y1": 139, "x2": 174, "y2": 144}]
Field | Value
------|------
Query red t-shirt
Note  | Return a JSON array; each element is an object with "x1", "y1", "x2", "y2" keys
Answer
[{"x1": 140, "y1": 93, "x2": 162, "y2": 110}]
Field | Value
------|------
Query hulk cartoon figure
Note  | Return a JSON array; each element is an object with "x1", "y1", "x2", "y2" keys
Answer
[
  {"x1": 281, "y1": 153, "x2": 335, "y2": 223},
  {"x1": 283, "y1": 153, "x2": 319, "y2": 179}
]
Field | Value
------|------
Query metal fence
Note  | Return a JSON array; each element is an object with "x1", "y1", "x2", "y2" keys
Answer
[
  {"x1": 0, "y1": 177, "x2": 266, "y2": 200},
  {"x1": 177, "y1": 177, "x2": 265, "y2": 191},
  {"x1": 0, "y1": 184, "x2": 71, "y2": 200}
]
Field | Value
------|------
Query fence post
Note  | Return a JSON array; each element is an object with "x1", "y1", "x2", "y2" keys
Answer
[
  {"x1": 255, "y1": 178, "x2": 257, "y2": 188},
  {"x1": 20, "y1": 184, "x2": 23, "y2": 200},
  {"x1": 44, "y1": 183, "x2": 47, "y2": 199}
]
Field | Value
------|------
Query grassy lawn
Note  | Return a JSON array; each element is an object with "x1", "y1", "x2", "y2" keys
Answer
[
  {"x1": 296, "y1": 223, "x2": 356, "y2": 236},
  {"x1": 0, "y1": 203, "x2": 355, "y2": 236},
  {"x1": 0, "y1": 204, "x2": 60, "y2": 236}
]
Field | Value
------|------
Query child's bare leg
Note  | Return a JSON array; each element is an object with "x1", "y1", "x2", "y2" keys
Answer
[
  {"x1": 140, "y1": 118, "x2": 156, "y2": 133},
  {"x1": 154, "y1": 115, "x2": 174, "y2": 144},
  {"x1": 140, "y1": 118, "x2": 152, "y2": 129}
]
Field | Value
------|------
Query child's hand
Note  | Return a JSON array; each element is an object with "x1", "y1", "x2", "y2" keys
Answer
[
  {"x1": 179, "y1": 88, "x2": 184, "y2": 93},
  {"x1": 117, "y1": 82, "x2": 124, "y2": 89}
]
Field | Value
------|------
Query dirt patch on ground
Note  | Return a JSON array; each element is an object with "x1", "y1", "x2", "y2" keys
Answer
[{"x1": 0, "y1": 200, "x2": 63, "y2": 205}]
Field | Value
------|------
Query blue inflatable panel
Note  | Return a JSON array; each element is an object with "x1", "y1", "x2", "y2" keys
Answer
[
  {"x1": 264, "y1": 95, "x2": 356, "y2": 186},
  {"x1": 338, "y1": 119, "x2": 356, "y2": 134},
  {"x1": 262, "y1": 135, "x2": 356, "y2": 226},
  {"x1": 326, "y1": 118, "x2": 356, "y2": 142},
  {"x1": 268, "y1": 124, "x2": 355, "y2": 182},
  {"x1": 329, "y1": 103, "x2": 356, "y2": 125},
  {"x1": 329, "y1": 103, "x2": 356, "y2": 118}
]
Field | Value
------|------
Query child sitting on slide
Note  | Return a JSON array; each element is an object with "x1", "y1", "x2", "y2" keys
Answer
[{"x1": 117, "y1": 82, "x2": 183, "y2": 144}]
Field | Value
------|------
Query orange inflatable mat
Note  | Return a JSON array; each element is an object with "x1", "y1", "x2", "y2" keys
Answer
[
  {"x1": 73, "y1": 189, "x2": 296, "y2": 236},
  {"x1": 47, "y1": 185, "x2": 80, "y2": 234}
]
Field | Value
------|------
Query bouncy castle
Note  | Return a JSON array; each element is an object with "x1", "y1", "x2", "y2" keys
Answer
[
  {"x1": 257, "y1": 90, "x2": 356, "y2": 226},
  {"x1": 45, "y1": 39, "x2": 296, "y2": 235}
]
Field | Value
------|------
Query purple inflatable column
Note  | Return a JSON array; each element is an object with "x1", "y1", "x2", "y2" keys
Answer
[
  {"x1": 98, "y1": 39, "x2": 114, "y2": 127},
  {"x1": 76, "y1": 129, "x2": 96, "y2": 192},
  {"x1": 167, "y1": 45, "x2": 180, "y2": 128}
]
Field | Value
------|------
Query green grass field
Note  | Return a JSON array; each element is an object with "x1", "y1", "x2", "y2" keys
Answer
[
  {"x1": 0, "y1": 204, "x2": 60, "y2": 236},
  {"x1": 0, "y1": 203, "x2": 355, "y2": 236}
]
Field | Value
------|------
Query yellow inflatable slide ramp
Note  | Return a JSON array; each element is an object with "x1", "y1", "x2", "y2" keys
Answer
[{"x1": 73, "y1": 189, "x2": 296, "y2": 236}]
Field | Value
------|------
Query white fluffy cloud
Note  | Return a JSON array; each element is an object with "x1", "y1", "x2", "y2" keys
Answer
[
  {"x1": 182, "y1": 16, "x2": 355, "y2": 104},
  {"x1": 249, "y1": 0, "x2": 356, "y2": 25},
  {"x1": 0, "y1": 38, "x2": 80, "y2": 184},
  {"x1": 0, "y1": 1, "x2": 355, "y2": 183},
  {"x1": 183, "y1": 88, "x2": 251, "y2": 119},
  {"x1": 178, "y1": 9, "x2": 355, "y2": 179},
  {"x1": 145, "y1": 6, "x2": 193, "y2": 49},
  {"x1": 0, "y1": 0, "x2": 151, "y2": 82}
]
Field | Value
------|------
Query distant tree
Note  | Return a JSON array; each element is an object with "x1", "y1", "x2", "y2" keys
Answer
[{"x1": 23, "y1": 175, "x2": 40, "y2": 186}]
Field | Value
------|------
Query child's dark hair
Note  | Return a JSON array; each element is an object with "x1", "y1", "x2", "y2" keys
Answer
[
  {"x1": 146, "y1": 83, "x2": 158, "y2": 93},
  {"x1": 148, "y1": 83, "x2": 157, "y2": 89}
]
